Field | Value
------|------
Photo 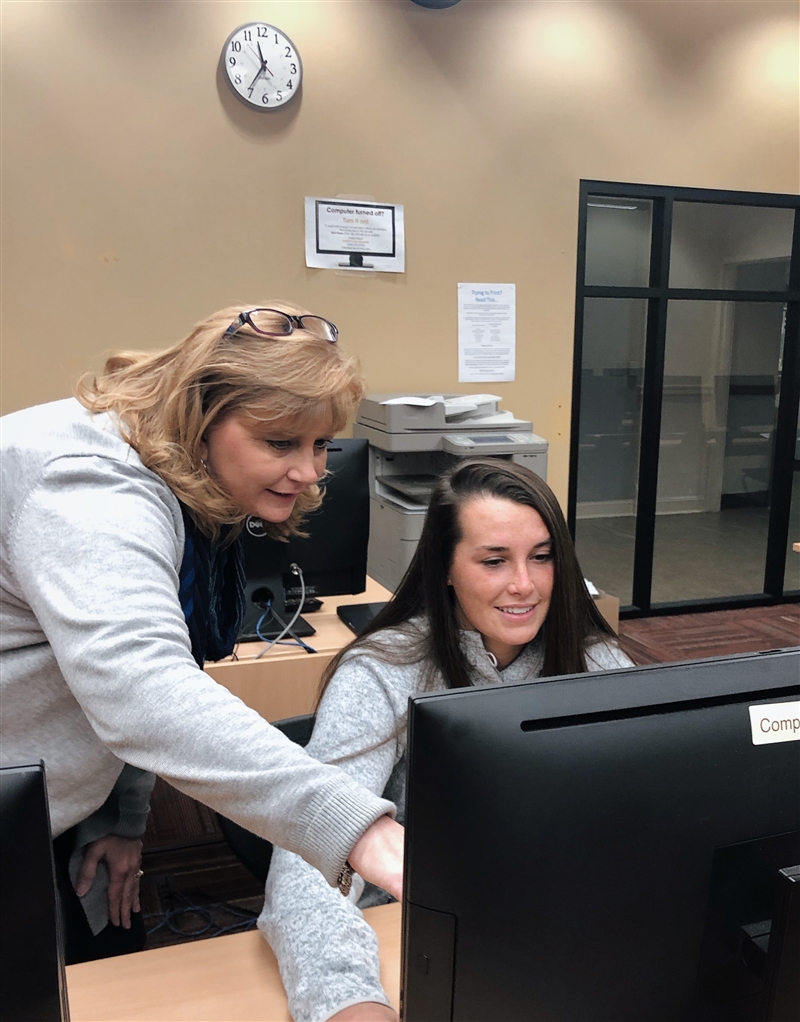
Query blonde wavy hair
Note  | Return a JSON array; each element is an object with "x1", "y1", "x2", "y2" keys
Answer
[{"x1": 76, "y1": 302, "x2": 364, "y2": 539}]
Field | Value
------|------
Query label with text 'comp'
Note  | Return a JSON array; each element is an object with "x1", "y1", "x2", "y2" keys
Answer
[{"x1": 749, "y1": 701, "x2": 800, "y2": 745}]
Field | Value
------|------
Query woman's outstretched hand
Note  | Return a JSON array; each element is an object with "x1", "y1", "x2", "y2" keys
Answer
[{"x1": 348, "y1": 815, "x2": 404, "y2": 902}]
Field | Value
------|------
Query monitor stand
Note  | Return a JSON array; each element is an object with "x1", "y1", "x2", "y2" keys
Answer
[
  {"x1": 739, "y1": 864, "x2": 800, "y2": 1022},
  {"x1": 694, "y1": 833, "x2": 800, "y2": 1022},
  {"x1": 758, "y1": 864, "x2": 799, "y2": 1022}
]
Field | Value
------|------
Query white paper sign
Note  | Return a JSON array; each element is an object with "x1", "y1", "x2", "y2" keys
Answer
[
  {"x1": 305, "y1": 197, "x2": 405, "y2": 273},
  {"x1": 749, "y1": 701, "x2": 800, "y2": 745},
  {"x1": 458, "y1": 283, "x2": 516, "y2": 383}
]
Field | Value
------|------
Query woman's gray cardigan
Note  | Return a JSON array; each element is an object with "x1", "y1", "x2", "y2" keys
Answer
[
  {"x1": 258, "y1": 621, "x2": 632, "y2": 1021},
  {"x1": 1, "y1": 398, "x2": 394, "y2": 930}
]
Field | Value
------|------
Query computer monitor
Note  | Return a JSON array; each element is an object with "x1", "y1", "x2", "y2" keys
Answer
[
  {"x1": 402, "y1": 648, "x2": 800, "y2": 1022},
  {"x1": 0, "y1": 762, "x2": 70, "y2": 1022},
  {"x1": 238, "y1": 438, "x2": 370, "y2": 641}
]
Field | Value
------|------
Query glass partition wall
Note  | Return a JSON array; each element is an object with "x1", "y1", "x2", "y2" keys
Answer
[{"x1": 569, "y1": 182, "x2": 800, "y2": 615}]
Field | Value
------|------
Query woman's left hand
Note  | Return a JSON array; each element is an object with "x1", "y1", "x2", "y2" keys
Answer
[{"x1": 75, "y1": 835, "x2": 144, "y2": 928}]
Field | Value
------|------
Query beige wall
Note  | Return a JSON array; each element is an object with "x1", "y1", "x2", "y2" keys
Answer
[{"x1": 2, "y1": 0, "x2": 798, "y2": 502}]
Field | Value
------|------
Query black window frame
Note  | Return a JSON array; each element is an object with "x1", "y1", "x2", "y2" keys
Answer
[{"x1": 569, "y1": 180, "x2": 800, "y2": 618}]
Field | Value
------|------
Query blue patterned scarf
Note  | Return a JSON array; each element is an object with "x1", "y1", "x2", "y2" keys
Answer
[{"x1": 178, "y1": 504, "x2": 246, "y2": 666}]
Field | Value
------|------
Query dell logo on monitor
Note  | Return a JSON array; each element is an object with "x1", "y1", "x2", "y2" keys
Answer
[{"x1": 245, "y1": 516, "x2": 266, "y2": 538}]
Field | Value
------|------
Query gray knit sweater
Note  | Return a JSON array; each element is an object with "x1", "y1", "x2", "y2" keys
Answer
[
  {"x1": 258, "y1": 621, "x2": 632, "y2": 1021},
  {"x1": 0, "y1": 399, "x2": 393, "y2": 902}
]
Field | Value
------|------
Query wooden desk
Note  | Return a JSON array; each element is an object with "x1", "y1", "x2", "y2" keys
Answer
[
  {"x1": 67, "y1": 902, "x2": 401, "y2": 1022},
  {"x1": 207, "y1": 579, "x2": 623, "y2": 721},
  {"x1": 205, "y1": 578, "x2": 392, "y2": 722}
]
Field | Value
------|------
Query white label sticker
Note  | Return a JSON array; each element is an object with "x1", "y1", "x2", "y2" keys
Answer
[{"x1": 749, "y1": 701, "x2": 800, "y2": 745}]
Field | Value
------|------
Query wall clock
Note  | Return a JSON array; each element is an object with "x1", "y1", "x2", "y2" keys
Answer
[{"x1": 221, "y1": 23, "x2": 302, "y2": 110}]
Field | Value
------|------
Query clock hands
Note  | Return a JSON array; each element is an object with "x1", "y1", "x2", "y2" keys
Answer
[
  {"x1": 247, "y1": 42, "x2": 274, "y2": 90},
  {"x1": 256, "y1": 41, "x2": 273, "y2": 73}
]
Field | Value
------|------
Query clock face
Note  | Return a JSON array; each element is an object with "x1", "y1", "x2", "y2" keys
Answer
[{"x1": 222, "y1": 23, "x2": 302, "y2": 110}]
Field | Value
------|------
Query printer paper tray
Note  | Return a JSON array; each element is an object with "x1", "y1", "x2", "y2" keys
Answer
[{"x1": 376, "y1": 474, "x2": 438, "y2": 509}]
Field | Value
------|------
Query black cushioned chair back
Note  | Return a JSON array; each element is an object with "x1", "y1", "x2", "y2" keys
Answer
[{"x1": 216, "y1": 713, "x2": 316, "y2": 885}]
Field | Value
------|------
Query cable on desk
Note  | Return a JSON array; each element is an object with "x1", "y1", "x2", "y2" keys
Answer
[{"x1": 255, "y1": 564, "x2": 316, "y2": 657}]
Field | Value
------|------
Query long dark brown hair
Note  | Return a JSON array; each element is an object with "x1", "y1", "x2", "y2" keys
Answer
[{"x1": 319, "y1": 458, "x2": 615, "y2": 699}]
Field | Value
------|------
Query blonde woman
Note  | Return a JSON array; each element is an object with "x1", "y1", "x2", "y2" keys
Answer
[{"x1": 0, "y1": 304, "x2": 402, "y2": 963}]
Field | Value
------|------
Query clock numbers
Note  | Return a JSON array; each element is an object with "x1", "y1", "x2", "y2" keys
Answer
[{"x1": 222, "y1": 23, "x2": 302, "y2": 110}]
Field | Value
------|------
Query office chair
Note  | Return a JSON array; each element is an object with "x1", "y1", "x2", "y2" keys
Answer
[{"x1": 216, "y1": 713, "x2": 316, "y2": 885}]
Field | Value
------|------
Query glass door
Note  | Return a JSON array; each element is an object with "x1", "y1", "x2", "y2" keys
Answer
[{"x1": 569, "y1": 183, "x2": 800, "y2": 615}]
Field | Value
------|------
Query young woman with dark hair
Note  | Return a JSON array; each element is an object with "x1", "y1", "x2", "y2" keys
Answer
[{"x1": 259, "y1": 458, "x2": 632, "y2": 1022}]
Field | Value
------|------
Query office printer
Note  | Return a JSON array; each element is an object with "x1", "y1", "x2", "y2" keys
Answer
[{"x1": 353, "y1": 394, "x2": 548, "y2": 591}]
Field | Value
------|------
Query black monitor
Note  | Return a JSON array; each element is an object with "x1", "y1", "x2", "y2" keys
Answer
[
  {"x1": 402, "y1": 648, "x2": 800, "y2": 1022},
  {"x1": 0, "y1": 762, "x2": 70, "y2": 1022},
  {"x1": 238, "y1": 437, "x2": 370, "y2": 641}
]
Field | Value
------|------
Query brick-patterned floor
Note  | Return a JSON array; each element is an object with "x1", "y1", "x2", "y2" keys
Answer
[{"x1": 619, "y1": 602, "x2": 799, "y2": 665}]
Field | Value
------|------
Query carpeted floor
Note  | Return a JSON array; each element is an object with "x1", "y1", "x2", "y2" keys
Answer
[
  {"x1": 140, "y1": 601, "x2": 799, "y2": 950},
  {"x1": 139, "y1": 780, "x2": 263, "y2": 949}
]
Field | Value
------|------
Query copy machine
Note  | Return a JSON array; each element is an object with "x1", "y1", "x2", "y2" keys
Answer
[{"x1": 353, "y1": 394, "x2": 548, "y2": 591}]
